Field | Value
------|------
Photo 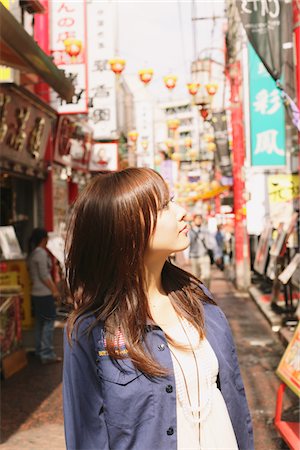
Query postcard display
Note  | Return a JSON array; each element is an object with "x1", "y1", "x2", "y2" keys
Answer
[{"x1": 0, "y1": 226, "x2": 28, "y2": 377}]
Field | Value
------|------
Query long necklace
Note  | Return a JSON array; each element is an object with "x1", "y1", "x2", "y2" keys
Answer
[{"x1": 169, "y1": 318, "x2": 213, "y2": 447}]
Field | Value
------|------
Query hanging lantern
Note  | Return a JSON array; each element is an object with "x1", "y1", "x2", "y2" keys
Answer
[
  {"x1": 165, "y1": 138, "x2": 174, "y2": 149},
  {"x1": 207, "y1": 142, "x2": 217, "y2": 152},
  {"x1": 167, "y1": 119, "x2": 180, "y2": 131},
  {"x1": 64, "y1": 38, "x2": 82, "y2": 59},
  {"x1": 203, "y1": 134, "x2": 215, "y2": 143},
  {"x1": 154, "y1": 154, "x2": 163, "y2": 166},
  {"x1": 184, "y1": 137, "x2": 192, "y2": 148},
  {"x1": 171, "y1": 152, "x2": 181, "y2": 161},
  {"x1": 128, "y1": 130, "x2": 139, "y2": 142},
  {"x1": 163, "y1": 75, "x2": 177, "y2": 90},
  {"x1": 186, "y1": 83, "x2": 200, "y2": 97},
  {"x1": 205, "y1": 83, "x2": 218, "y2": 96},
  {"x1": 138, "y1": 69, "x2": 154, "y2": 85},
  {"x1": 186, "y1": 148, "x2": 198, "y2": 161},
  {"x1": 200, "y1": 107, "x2": 209, "y2": 120},
  {"x1": 141, "y1": 139, "x2": 149, "y2": 150},
  {"x1": 109, "y1": 58, "x2": 126, "y2": 75}
]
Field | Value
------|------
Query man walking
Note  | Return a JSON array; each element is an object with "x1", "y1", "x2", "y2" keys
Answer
[{"x1": 188, "y1": 214, "x2": 220, "y2": 287}]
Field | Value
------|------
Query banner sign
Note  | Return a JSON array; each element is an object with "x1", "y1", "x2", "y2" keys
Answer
[
  {"x1": 211, "y1": 111, "x2": 232, "y2": 177},
  {"x1": 87, "y1": 1, "x2": 117, "y2": 140},
  {"x1": 237, "y1": 0, "x2": 292, "y2": 81},
  {"x1": 49, "y1": 0, "x2": 88, "y2": 114},
  {"x1": 248, "y1": 44, "x2": 286, "y2": 167}
]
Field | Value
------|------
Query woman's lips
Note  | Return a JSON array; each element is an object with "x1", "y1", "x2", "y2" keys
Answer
[{"x1": 179, "y1": 225, "x2": 188, "y2": 234}]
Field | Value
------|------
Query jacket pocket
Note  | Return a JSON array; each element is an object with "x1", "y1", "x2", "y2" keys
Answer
[{"x1": 98, "y1": 361, "x2": 155, "y2": 428}]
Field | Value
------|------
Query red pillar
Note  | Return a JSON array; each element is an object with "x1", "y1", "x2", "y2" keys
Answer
[
  {"x1": 229, "y1": 61, "x2": 250, "y2": 289},
  {"x1": 34, "y1": 1, "x2": 54, "y2": 231},
  {"x1": 68, "y1": 182, "x2": 79, "y2": 205}
]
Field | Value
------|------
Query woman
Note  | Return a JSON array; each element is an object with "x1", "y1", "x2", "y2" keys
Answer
[
  {"x1": 63, "y1": 168, "x2": 253, "y2": 450},
  {"x1": 28, "y1": 228, "x2": 61, "y2": 364}
]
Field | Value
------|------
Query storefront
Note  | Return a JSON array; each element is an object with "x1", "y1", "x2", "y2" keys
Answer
[
  {"x1": 51, "y1": 115, "x2": 92, "y2": 236},
  {"x1": 0, "y1": 83, "x2": 58, "y2": 330}
]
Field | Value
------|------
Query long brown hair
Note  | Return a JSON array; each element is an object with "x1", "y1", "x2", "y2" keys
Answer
[{"x1": 65, "y1": 168, "x2": 215, "y2": 377}]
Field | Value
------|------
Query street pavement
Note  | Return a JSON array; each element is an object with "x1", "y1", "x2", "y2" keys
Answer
[{"x1": 1, "y1": 268, "x2": 298, "y2": 450}]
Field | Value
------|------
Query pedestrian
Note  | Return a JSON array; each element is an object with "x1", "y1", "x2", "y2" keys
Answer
[
  {"x1": 63, "y1": 168, "x2": 253, "y2": 450},
  {"x1": 27, "y1": 228, "x2": 62, "y2": 364},
  {"x1": 188, "y1": 214, "x2": 220, "y2": 287},
  {"x1": 215, "y1": 224, "x2": 225, "y2": 271}
]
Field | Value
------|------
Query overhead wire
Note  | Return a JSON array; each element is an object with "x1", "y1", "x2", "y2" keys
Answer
[{"x1": 177, "y1": 0, "x2": 189, "y2": 78}]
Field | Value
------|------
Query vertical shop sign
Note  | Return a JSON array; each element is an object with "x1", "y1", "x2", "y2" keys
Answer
[
  {"x1": 87, "y1": 1, "x2": 117, "y2": 139},
  {"x1": 237, "y1": 0, "x2": 291, "y2": 81},
  {"x1": 49, "y1": 1, "x2": 88, "y2": 114},
  {"x1": 211, "y1": 111, "x2": 232, "y2": 177},
  {"x1": 248, "y1": 44, "x2": 286, "y2": 167}
]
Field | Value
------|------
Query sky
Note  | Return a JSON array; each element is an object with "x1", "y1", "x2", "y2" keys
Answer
[{"x1": 117, "y1": 1, "x2": 226, "y2": 101}]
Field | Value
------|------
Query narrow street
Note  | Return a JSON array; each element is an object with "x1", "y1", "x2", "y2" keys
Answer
[{"x1": 1, "y1": 269, "x2": 297, "y2": 450}]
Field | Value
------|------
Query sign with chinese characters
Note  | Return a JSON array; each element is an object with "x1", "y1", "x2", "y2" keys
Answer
[
  {"x1": 89, "y1": 142, "x2": 118, "y2": 172},
  {"x1": 267, "y1": 175, "x2": 299, "y2": 228},
  {"x1": 248, "y1": 44, "x2": 286, "y2": 167},
  {"x1": 0, "y1": 84, "x2": 54, "y2": 175},
  {"x1": 87, "y1": 1, "x2": 117, "y2": 139},
  {"x1": 211, "y1": 111, "x2": 232, "y2": 177},
  {"x1": 54, "y1": 116, "x2": 92, "y2": 171},
  {"x1": 49, "y1": 1, "x2": 88, "y2": 114},
  {"x1": 238, "y1": 0, "x2": 292, "y2": 81}
]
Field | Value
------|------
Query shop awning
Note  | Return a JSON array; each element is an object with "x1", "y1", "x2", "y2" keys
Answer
[{"x1": 0, "y1": 3, "x2": 75, "y2": 102}]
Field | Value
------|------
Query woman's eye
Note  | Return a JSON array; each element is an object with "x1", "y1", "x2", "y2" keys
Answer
[{"x1": 162, "y1": 196, "x2": 174, "y2": 209}]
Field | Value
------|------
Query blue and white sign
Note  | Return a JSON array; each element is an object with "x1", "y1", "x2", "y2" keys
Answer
[{"x1": 248, "y1": 44, "x2": 286, "y2": 167}]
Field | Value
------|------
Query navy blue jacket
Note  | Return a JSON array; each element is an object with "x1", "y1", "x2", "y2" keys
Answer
[{"x1": 63, "y1": 294, "x2": 254, "y2": 450}]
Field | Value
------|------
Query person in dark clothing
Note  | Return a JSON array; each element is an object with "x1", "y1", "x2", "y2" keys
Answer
[
  {"x1": 28, "y1": 228, "x2": 62, "y2": 364},
  {"x1": 63, "y1": 168, "x2": 253, "y2": 450}
]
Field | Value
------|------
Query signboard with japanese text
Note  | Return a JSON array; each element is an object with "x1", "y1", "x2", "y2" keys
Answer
[
  {"x1": 238, "y1": 0, "x2": 292, "y2": 81},
  {"x1": 248, "y1": 44, "x2": 286, "y2": 167},
  {"x1": 89, "y1": 142, "x2": 118, "y2": 172},
  {"x1": 49, "y1": 0, "x2": 88, "y2": 114},
  {"x1": 53, "y1": 116, "x2": 92, "y2": 170},
  {"x1": 276, "y1": 322, "x2": 300, "y2": 397},
  {"x1": 211, "y1": 111, "x2": 232, "y2": 177},
  {"x1": 87, "y1": 1, "x2": 117, "y2": 139},
  {"x1": 0, "y1": 84, "x2": 54, "y2": 175},
  {"x1": 267, "y1": 175, "x2": 299, "y2": 228}
]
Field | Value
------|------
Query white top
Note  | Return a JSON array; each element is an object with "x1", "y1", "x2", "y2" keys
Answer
[{"x1": 164, "y1": 319, "x2": 238, "y2": 450}]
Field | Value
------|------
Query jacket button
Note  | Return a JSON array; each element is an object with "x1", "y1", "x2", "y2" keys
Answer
[
  {"x1": 167, "y1": 427, "x2": 174, "y2": 435},
  {"x1": 166, "y1": 384, "x2": 173, "y2": 393},
  {"x1": 158, "y1": 344, "x2": 165, "y2": 351}
]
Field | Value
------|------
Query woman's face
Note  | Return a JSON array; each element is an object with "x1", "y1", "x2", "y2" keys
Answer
[{"x1": 147, "y1": 197, "x2": 189, "y2": 256}]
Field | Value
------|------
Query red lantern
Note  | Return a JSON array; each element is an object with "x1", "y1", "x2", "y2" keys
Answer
[
  {"x1": 64, "y1": 38, "x2": 82, "y2": 59},
  {"x1": 205, "y1": 83, "x2": 218, "y2": 96},
  {"x1": 141, "y1": 139, "x2": 149, "y2": 150},
  {"x1": 128, "y1": 130, "x2": 139, "y2": 142},
  {"x1": 200, "y1": 108, "x2": 209, "y2": 120},
  {"x1": 138, "y1": 69, "x2": 153, "y2": 85},
  {"x1": 186, "y1": 83, "x2": 200, "y2": 96},
  {"x1": 109, "y1": 58, "x2": 126, "y2": 75},
  {"x1": 167, "y1": 119, "x2": 180, "y2": 131},
  {"x1": 184, "y1": 137, "x2": 192, "y2": 148},
  {"x1": 163, "y1": 75, "x2": 177, "y2": 90}
]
